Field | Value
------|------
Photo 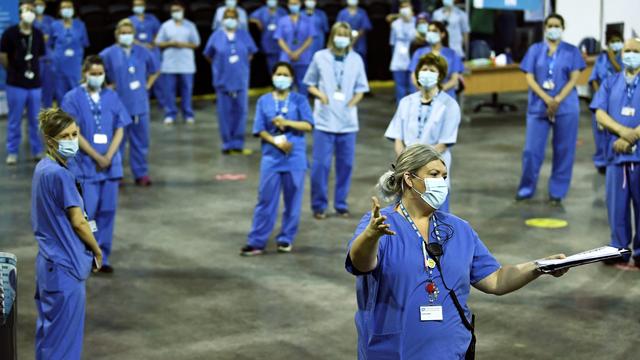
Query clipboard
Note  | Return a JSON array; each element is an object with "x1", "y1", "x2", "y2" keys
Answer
[{"x1": 535, "y1": 246, "x2": 631, "y2": 273}]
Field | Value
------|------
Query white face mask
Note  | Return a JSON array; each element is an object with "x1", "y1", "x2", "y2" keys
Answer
[
  {"x1": 119, "y1": 33, "x2": 134, "y2": 46},
  {"x1": 226, "y1": 0, "x2": 238, "y2": 8},
  {"x1": 60, "y1": 8, "x2": 74, "y2": 19},
  {"x1": 171, "y1": 10, "x2": 184, "y2": 21},
  {"x1": 347, "y1": 0, "x2": 358, "y2": 6},
  {"x1": 305, "y1": 0, "x2": 316, "y2": 9},
  {"x1": 21, "y1": 10, "x2": 36, "y2": 24},
  {"x1": 545, "y1": 27, "x2": 562, "y2": 41},
  {"x1": 133, "y1": 6, "x2": 145, "y2": 15},
  {"x1": 411, "y1": 175, "x2": 448, "y2": 210},
  {"x1": 418, "y1": 70, "x2": 439, "y2": 89},
  {"x1": 87, "y1": 74, "x2": 105, "y2": 89},
  {"x1": 399, "y1": 7, "x2": 412, "y2": 18},
  {"x1": 35, "y1": 5, "x2": 46, "y2": 15}
]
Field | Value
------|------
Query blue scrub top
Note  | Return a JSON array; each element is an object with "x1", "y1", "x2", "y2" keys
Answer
[
  {"x1": 389, "y1": 17, "x2": 416, "y2": 72},
  {"x1": 129, "y1": 13, "x2": 162, "y2": 62},
  {"x1": 589, "y1": 51, "x2": 622, "y2": 86},
  {"x1": 212, "y1": 6, "x2": 249, "y2": 31},
  {"x1": 155, "y1": 19, "x2": 201, "y2": 74},
  {"x1": 590, "y1": 72, "x2": 640, "y2": 164},
  {"x1": 410, "y1": 46, "x2": 463, "y2": 98},
  {"x1": 50, "y1": 18, "x2": 89, "y2": 77},
  {"x1": 336, "y1": 7, "x2": 372, "y2": 56},
  {"x1": 274, "y1": 15, "x2": 316, "y2": 65},
  {"x1": 31, "y1": 158, "x2": 93, "y2": 281},
  {"x1": 34, "y1": 14, "x2": 55, "y2": 58},
  {"x1": 432, "y1": 6, "x2": 470, "y2": 58},
  {"x1": 520, "y1": 41, "x2": 586, "y2": 116},
  {"x1": 100, "y1": 44, "x2": 158, "y2": 116},
  {"x1": 253, "y1": 91, "x2": 314, "y2": 172},
  {"x1": 250, "y1": 6, "x2": 288, "y2": 55},
  {"x1": 346, "y1": 206, "x2": 501, "y2": 359},
  {"x1": 61, "y1": 86, "x2": 131, "y2": 182},
  {"x1": 203, "y1": 29, "x2": 258, "y2": 92},
  {"x1": 303, "y1": 49, "x2": 369, "y2": 133},
  {"x1": 304, "y1": 9, "x2": 330, "y2": 55}
]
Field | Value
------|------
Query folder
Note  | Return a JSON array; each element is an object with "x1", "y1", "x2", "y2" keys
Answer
[{"x1": 535, "y1": 246, "x2": 631, "y2": 273}]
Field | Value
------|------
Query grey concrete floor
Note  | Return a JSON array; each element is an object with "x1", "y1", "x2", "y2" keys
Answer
[{"x1": 1, "y1": 89, "x2": 639, "y2": 360}]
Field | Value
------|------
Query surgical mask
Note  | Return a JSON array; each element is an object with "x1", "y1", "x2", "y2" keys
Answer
[
  {"x1": 267, "y1": 0, "x2": 278, "y2": 8},
  {"x1": 35, "y1": 5, "x2": 45, "y2": 15},
  {"x1": 87, "y1": 74, "x2": 105, "y2": 89},
  {"x1": 226, "y1": 0, "x2": 237, "y2": 8},
  {"x1": 417, "y1": 23, "x2": 428, "y2": 35},
  {"x1": 622, "y1": 52, "x2": 640, "y2": 70},
  {"x1": 305, "y1": 0, "x2": 316, "y2": 9},
  {"x1": 223, "y1": 18, "x2": 238, "y2": 30},
  {"x1": 119, "y1": 34, "x2": 134, "y2": 46},
  {"x1": 288, "y1": 4, "x2": 301, "y2": 14},
  {"x1": 133, "y1": 6, "x2": 145, "y2": 15},
  {"x1": 273, "y1": 75, "x2": 292, "y2": 90},
  {"x1": 545, "y1": 27, "x2": 562, "y2": 41},
  {"x1": 333, "y1": 35, "x2": 350, "y2": 49},
  {"x1": 21, "y1": 11, "x2": 36, "y2": 24},
  {"x1": 171, "y1": 11, "x2": 184, "y2": 21},
  {"x1": 400, "y1": 7, "x2": 412, "y2": 17},
  {"x1": 418, "y1": 70, "x2": 439, "y2": 89},
  {"x1": 60, "y1": 8, "x2": 74, "y2": 19},
  {"x1": 443, "y1": 0, "x2": 454, "y2": 6},
  {"x1": 347, "y1": 0, "x2": 358, "y2": 6},
  {"x1": 411, "y1": 175, "x2": 448, "y2": 210},
  {"x1": 426, "y1": 31, "x2": 440, "y2": 45},
  {"x1": 610, "y1": 41, "x2": 624, "y2": 53},
  {"x1": 57, "y1": 138, "x2": 79, "y2": 159}
]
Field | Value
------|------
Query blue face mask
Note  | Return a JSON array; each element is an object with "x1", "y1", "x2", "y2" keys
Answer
[
  {"x1": 57, "y1": 138, "x2": 79, "y2": 159},
  {"x1": 418, "y1": 70, "x2": 439, "y2": 89},
  {"x1": 426, "y1": 31, "x2": 440, "y2": 45},
  {"x1": 333, "y1": 36, "x2": 350, "y2": 49},
  {"x1": 417, "y1": 23, "x2": 428, "y2": 35},
  {"x1": 87, "y1": 74, "x2": 105, "y2": 89},
  {"x1": 610, "y1": 41, "x2": 624, "y2": 53},
  {"x1": 443, "y1": 0, "x2": 454, "y2": 6},
  {"x1": 412, "y1": 175, "x2": 449, "y2": 210},
  {"x1": 223, "y1": 18, "x2": 238, "y2": 30},
  {"x1": 288, "y1": 4, "x2": 301, "y2": 14},
  {"x1": 35, "y1": 5, "x2": 45, "y2": 15},
  {"x1": 133, "y1": 6, "x2": 145, "y2": 15},
  {"x1": 623, "y1": 52, "x2": 640, "y2": 70},
  {"x1": 267, "y1": 0, "x2": 278, "y2": 7},
  {"x1": 273, "y1": 75, "x2": 292, "y2": 90},
  {"x1": 226, "y1": 0, "x2": 237, "y2": 8},
  {"x1": 545, "y1": 27, "x2": 562, "y2": 41},
  {"x1": 60, "y1": 8, "x2": 74, "y2": 18},
  {"x1": 119, "y1": 34, "x2": 134, "y2": 46}
]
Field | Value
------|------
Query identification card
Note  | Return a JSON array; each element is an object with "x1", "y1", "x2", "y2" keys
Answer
[
  {"x1": 24, "y1": 70, "x2": 35, "y2": 79},
  {"x1": 128, "y1": 66, "x2": 136, "y2": 74},
  {"x1": 267, "y1": 23, "x2": 277, "y2": 31},
  {"x1": 542, "y1": 80, "x2": 555, "y2": 90},
  {"x1": 621, "y1": 107, "x2": 636, "y2": 117},
  {"x1": 88, "y1": 220, "x2": 98, "y2": 233},
  {"x1": 139, "y1": 33, "x2": 148, "y2": 40},
  {"x1": 273, "y1": 134, "x2": 287, "y2": 145},
  {"x1": 398, "y1": 45, "x2": 409, "y2": 55},
  {"x1": 420, "y1": 305, "x2": 443, "y2": 321},
  {"x1": 333, "y1": 92, "x2": 346, "y2": 101},
  {"x1": 93, "y1": 134, "x2": 108, "y2": 144},
  {"x1": 24, "y1": 53, "x2": 33, "y2": 61},
  {"x1": 129, "y1": 80, "x2": 141, "y2": 90},
  {"x1": 64, "y1": 48, "x2": 75, "y2": 57},
  {"x1": 229, "y1": 55, "x2": 240, "y2": 64},
  {"x1": 351, "y1": 30, "x2": 359, "y2": 38}
]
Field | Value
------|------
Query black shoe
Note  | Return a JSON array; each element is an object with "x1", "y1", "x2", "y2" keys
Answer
[
  {"x1": 98, "y1": 265, "x2": 114, "y2": 274},
  {"x1": 222, "y1": 149, "x2": 232, "y2": 155},
  {"x1": 336, "y1": 210, "x2": 351, "y2": 218},
  {"x1": 277, "y1": 242, "x2": 292, "y2": 253},
  {"x1": 549, "y1": 197, "x2": 562, "y2": 206},
  {"x1": 240, "y1": 245, "x2": 264, "y2": 256}
]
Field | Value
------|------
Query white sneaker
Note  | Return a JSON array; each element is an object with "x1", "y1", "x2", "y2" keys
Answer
[
  {"x1": 6, "y1": 154, "x2": 17, "y2": 165},
  {"x1": 185, "y1": 117, "x2": 195, "y2": 125},
  {"x1": 163, "y1": 117, "x2": 174, "y2": 125}
]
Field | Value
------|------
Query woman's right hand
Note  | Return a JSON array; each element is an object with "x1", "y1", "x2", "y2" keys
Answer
[
  {"x1": 276, "y1": 141, "x2": 293, "y2": 154},
  {"x1": 618, "y1": 127, "x2": 639, "y2": 144},
  {"x1": 366, "y1": 197, "x2": 395, "y2": 238},
  {"x1": 92, "y1": 251, "x2": 103, "y2": 272},
  {"x1": 318, "y1": 92, "x2": 329, "y2": 105}
]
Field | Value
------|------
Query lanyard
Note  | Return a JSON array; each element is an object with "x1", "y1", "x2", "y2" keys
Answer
[
  {"x1": 625, "y1": 75, "x2": 640, "y2": 107},
  {"x1": 22, "y1": 33, "x2": 33, "y2": 71},
  {"x1": 547, "y1": 48, "x2": 557, "y2": 79},
  {"x1": 398, "y1": 202, "x2": 441, "y2": 273},
  {"x1": 274, "y1": 92, "x2": 290, "y2": 116},
  {"x1": 83, "y1": 87, "x2": 103, "y2": 132},
  {"x1": 334, "y1": 55, "x2": 345, "y2": 91},
  {"x1": 291, "y1": 17, "x2": 300, "y2": 46},
  {"x1": 417, "y1": 103, "x2": 431, "y2": 139}
]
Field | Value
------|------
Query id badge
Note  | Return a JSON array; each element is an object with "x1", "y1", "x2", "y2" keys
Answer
[
  {"x1": 129, "y1": 80, "x2": 141, "y2": 90},
  {"x1": 88, "y1": 220, "x2": 98, "y2": 233},
  {"x1": 229, "y1": 55, "x2": 240, "y2": 64},
  {"x1": 267, "y1": 23, "x2": 277, "y2": 31},
  {"x1": 139, "y1": 33, "x2": 148, "y2": 40},
  {"x1": 128, "y1": 66, "x2": 136, "y2": 74},
  {"x1": 93, "y1": 134, "x2": 108, "y2": 144},
  {"x1": 333, "y1": 92, "x2": 346, "y2": 101},
  {"x1": 64, "y1": 48, "x2": 75, "y2": 57},
  {"x1": 351, "y1": 30, "x2": 359, "y2": 38},
  {"x1": 24, "y1": 53, "x2": 33, "y2": 61},
  {"x1": 398, "y1": 45, "x2": 409, "y2": 55},
  {"x1": 621, "y1": 107, "x2": 636, "y2": 117},
  {"x1": 24, "y1": 70, "x2": 35, "y2": 79},
  {"x1": 542, "y1": 80, "x2": 555, "y2": 90},
  {"x1": 420, "y1": 305, "x2": 443, "y2": 321},
  {"x1": 273, "y1": 134, "x2": 287, "y2": 145}
]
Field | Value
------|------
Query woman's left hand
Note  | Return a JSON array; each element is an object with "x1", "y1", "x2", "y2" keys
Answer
[
  {"x1": 541, "y1": 253, "x2": 569, "y2": 278},
  {"x1": 271, "y1": 117, "x2": 288, "y2": 132}
]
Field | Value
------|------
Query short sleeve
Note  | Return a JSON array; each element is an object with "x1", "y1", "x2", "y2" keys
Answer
[
  {"x1": 571, "y1": 47, "x2": 586, "y2": 72},
  {"x1": 460, "y1": 11, "x2": 471, "y2": 33},
  {"x1": 273, "y1": 18, "x2": 284, "y2": 40},
  {"x1": 321, "y1": 12, "x2": 329, "y2": 33},
  {"x1": 249, "y1": 8, "x2": 262, "y2": 23},
  {"x1": 55, "y1": 169, "x2": 82, "y2": 210},
  {"x1": 0, "y1": 29, "x2": 12, "y2": 53},
  {"x1": 385, "y1": 99, "x2": 406, "y2": 141},
  {"x1": 34, "y1": 30, "x2": 46, "y2": 58},
  {"x1": 296, "y1": 94, "x2": 314, "y2": 126},
  {"x1": 246, "y1": 31, "x2": 258, "y2": 54},
  {"x1": 469, "y1": 228, "x2": 501, "y2": 284},
  {"x1": 389, "y1": 23, "x2": 396, "y2": 46},
  {"x1": 345, "y1": 212, "x2": 384, "y2": 276},
  {"x1": 519, "y1": 44, "x2": 537, "y2": 74},
  {"x1": 155, "y1": 24, "x2": 168, "y2": 44},
  {"x1": 113, "y1": 95, "x2": 132, "y2": 128},
  {"x1": 60, "y1": 92, "x2": 80, "y2": 120},
  {"x1": 190, "y1": 23, "x2": 201, "y2": 46},
  {"x1": 437, "y1": 99, "x2": 461, "y2": 145},
  {"x1": 252, "y1": 98, "x2": 267, "y2": 135},
  {"x1": 409, "y1": 48, "x2": 423, "y2": 72},
  {"x1": 588, "y1": 54, "x2": 605, "y2": 83},
  {"x1": 80, "y1": 21, "x2": 90, "y2": 48},
  {"x1": 590, "y1": 75, "x2": 611, "y2": 113},
  {"x1": 336, "y1": 10, "x2": 346, "y2": 22},
  {"x1": 98, "y1": 49, "x2": 114, "y2": 83},
  {"x1": 302, "y1": 54, "x2": 320, "y2": 86},
  {"x1": 452, "y1": 53, "x2": 464, "y2": 74},
  {"x1": 203, "y1": 34, "x2": 216, "y2": 58},
  {"x1": 361, "y1": 11, "x2": 373, "y2": 31},
  {"x1": 145, "y1": 48, "x2": 158, "y2": 74},
  {"x1": 150, "y1": 16, "x2": 161, "y2": 35},
  {"x1": 354, "y1": 58, "x2": 370, "y2": 93}
]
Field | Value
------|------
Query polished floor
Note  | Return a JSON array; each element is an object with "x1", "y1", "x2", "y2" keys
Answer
[{"x1": 1, "y1": 89, "x2": 639, "y2": 359}]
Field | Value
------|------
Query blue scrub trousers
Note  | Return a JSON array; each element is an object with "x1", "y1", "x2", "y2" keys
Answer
[
  {"x1": 215, "y1": 88, "x2": 248, "y2": 151},
  {"x1": 517, "y1": 112, "x2": 579, "y2": 199},
  {"x1": 163, "y1": 73, "x2": 194, "y2": 120},
  {"x1": 591, "y1": 113, "x2": 607, "y2": 168},
  {"x1": 392, "y1": 70, "x2": 412, "y2": 104},
  {"x1": 6, "y1": 85, "x2": 43, "y2": 156},
  {"x1": 151, "y1": 75, "x2": 167, "y2": 113},
  {"x1": 40, "y1": 59, "x2": 56, "y2": 108},
  {"x1": 125, "y1": 113, "x2": 150, "y2": 179},
  {"x1": 293, "y1": 64, "x2": 309, "y2": 96},
  {"x1": 54, "y1": 72, "x2": 80, "y2": 106},
  {"x1": 266, "y1": 53, "x2": 279, "y2": 74},
  {"x1": 311, "y1": 130, "x2": 356, "y2": 213},
  {"x1": 606, "y1": 163, "x2": 640, "y2": 259},
  {"x1": 34, "y1": 255, "x2": 86, "y2": 360},
  {"x1": 247, "y1": 170, "x2": 306, "y2": 248},
  {"x1": 83, "y1": 180, "x2": 119, "y2": 266}
]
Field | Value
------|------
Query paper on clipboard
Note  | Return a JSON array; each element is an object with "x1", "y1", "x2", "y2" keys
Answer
[{"x1": 535, "y1": 246, "x2": 631, "y2": 273}]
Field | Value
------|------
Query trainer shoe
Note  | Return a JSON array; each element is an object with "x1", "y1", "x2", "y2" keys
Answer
[
  {"x1": 313, "y1": 212, "x2": 326, "y2": 220},
  {"x1": 240, "y1": 245, "x2": 264, "y2": 256},
  {"x1": 185, "y1": 117, "x2": 195, "y2": 125},
  {"x1": 277, "y1": 242, "x2": 292, "y2": 253},
  {"x1": 5, "y1": 154, "x2": 17, "y2": 165},
  {"x1": 163, "y1": 117, "x2": 174, "y2": 125},
  {"x1": 229, "y1": 149, "x2": 253, "y2": 155}
]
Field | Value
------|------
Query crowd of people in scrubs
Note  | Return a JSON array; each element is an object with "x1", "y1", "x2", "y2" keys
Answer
[{"x1": 1, "y1": 0, "x2": 640, "y2": 358}]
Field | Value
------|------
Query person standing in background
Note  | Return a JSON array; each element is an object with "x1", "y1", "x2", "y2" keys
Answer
[
  {"x1": 336, "y1": 0, "x2": 372, "y2": 63},
  {"x1": 155, "y1": 1, "x2": 201, "y2": 125},
  {"x1": 303, "y1": 0, "x2": 329, "y2": 56},
  {"x1": 212, "y1": 0, "x2": 249, "y2": 31},
  {"x1": 432, "y1": 0, "x2": 469, "y2": 58},
  {"x1": 33, "y1": 0, "x2": 56, "y2": 109},
  {"x1": 0, "y1": 2, "x2": 46, "y2": 165},
  {"x1": 389, "y1": 0, "x2": 417, "y2": 103},
  {"x1": 250, "y1": 0, "x2": 287, "y2": 74}
]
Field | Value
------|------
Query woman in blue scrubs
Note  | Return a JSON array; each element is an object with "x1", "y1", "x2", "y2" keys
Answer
[
  {"x1": 304, "y1": 22, "x2": 369, "y2": 219},
  {"x1": 389, "y1": 0, "x2": 416, "y2": 103},
  {"x1": 591, "y1": 38, "x2": 640, "y2": 269},
  {"x1": 33, "y1": 0, "x2": 55, "y2": 108},
  {"x1": 100, "y1": 19, "x2": 159, "y2": 186},
  {"x1": 274, "y1": 0, "x2": 315, "y2": 96},
  {"x1": 204, "y1": 8, "x2": 258, "y2": 155},
  {"x1": 50, "y1": 0, "x2": 89, "y2": 104},
  {"x1": 516, "y1": 14, "x2": 586, "y2": 205},
  {"x1": 336, "y1": 0, "x2": 372, "y2": 61},
  {"x1": 385, "y1": 53, "x2": 460, "y2": 212},
  {"x1": 409, "y1": 21, "x2": 463, "y2": 98},
  {"x1": 61, "y1": 56, "x2": 131, "y2": 274},
  {"x1": 589, "y1": 30, "x2": 624, "y2": 173},
  {"x1": 249, "y1": 0, "x2": 287, "y2": 74},
  {"x1": 347, "y1": 144, "x2": 568, "y2": 359},
  {"x1": 303, "y1": 0, "x2": 329, "y2": 56},
  {"x1": 33, "y1": 108, "x2": 102, "y2": 359},
  {"x1": 241, "y1": 62, "x2": 313, "y2": 256}
]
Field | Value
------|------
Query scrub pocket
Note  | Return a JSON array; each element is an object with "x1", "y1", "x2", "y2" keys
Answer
[
  {"x1": 36, "y1": 256, "x2": 79, "y2": 293},
  {"x1": 366, "y1": 332, "x2": 402, "y2": 360}
]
